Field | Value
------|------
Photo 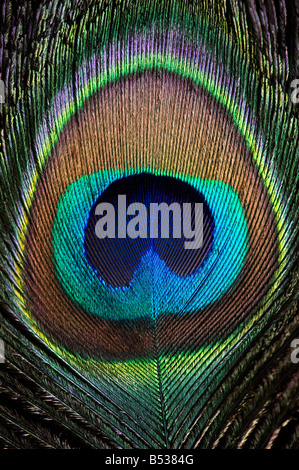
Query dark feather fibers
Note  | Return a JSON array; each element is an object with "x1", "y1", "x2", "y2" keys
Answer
[{"x1": 0, "y1": 0, "x2": 299, "y2": 449}]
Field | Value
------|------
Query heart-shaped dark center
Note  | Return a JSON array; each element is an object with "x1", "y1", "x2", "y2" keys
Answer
[{"x1": 84, "y1": 173, "x2": 214, "y2": 288}]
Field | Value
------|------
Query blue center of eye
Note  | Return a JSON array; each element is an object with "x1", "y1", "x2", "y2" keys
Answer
[
  {"x1": 52, "y1": 170, "x2": 248, "y2": 322},
  {"x1": 84, "y1": 173, "x2": 214, "y2": 288}
]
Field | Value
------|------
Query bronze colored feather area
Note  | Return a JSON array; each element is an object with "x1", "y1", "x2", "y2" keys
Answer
[{"x1": 24, "y1": 71, "x2": 279, "y2": 360}]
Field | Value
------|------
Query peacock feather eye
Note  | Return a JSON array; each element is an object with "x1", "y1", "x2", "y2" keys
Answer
[{"x1": 0, "y1": 0, "x2": 298, "y2": 449}]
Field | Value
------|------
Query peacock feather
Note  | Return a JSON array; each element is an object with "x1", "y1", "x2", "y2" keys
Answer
[{"x1": 0, "y1": 0, "x2": 298, "y2": 449}]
